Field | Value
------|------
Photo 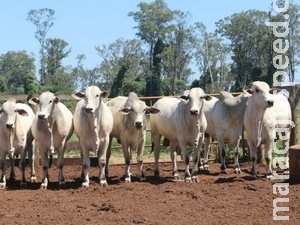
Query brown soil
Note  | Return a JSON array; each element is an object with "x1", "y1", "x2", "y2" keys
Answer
[{"x1": 1, "y1": 159, "x2": 299, "y2": 225}]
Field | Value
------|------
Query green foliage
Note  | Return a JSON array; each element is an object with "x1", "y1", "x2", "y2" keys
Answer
[{"x1": 24, "y1": 73, "x2": 38, "y2": 94}]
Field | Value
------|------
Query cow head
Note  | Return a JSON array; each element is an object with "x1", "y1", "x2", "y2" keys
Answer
[
  {"x1": 246, "y1": 81, "x2": 274, "y2": 109},
  {"x1": 0, "y1": 98, "x2": 29, "y2": 130},
  {"x1": 119, "y1": 92, "x2": 159, "y2": 130},
  {"x1": 28, "y1": 91, "x2": 58, "y2": 119},
  {"x1": 180, "y1": 88, "x2": 212, "y2": 116},
  {"x1": 72, "y1": 86, "x2": 109, "y2": 114}
]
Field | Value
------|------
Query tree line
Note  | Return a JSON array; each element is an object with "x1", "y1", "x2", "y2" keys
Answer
[{"x1": 0, "y1": 0, "x2": 299, "y2": 97}]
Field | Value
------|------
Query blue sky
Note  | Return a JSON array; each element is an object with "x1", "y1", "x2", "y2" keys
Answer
[{"x1": 1, "y1": 1, "x2": 277, "y2": 83}]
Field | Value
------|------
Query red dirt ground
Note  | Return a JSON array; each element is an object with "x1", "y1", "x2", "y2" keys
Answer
[{"x1": 1, "y1": 159, "x2": 299, "y2": 225}]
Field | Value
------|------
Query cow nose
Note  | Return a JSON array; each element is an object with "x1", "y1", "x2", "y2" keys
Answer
[
  {"x1": 6, "y1": 124, "x2": 13, "y2": 129},
  {"x1": 190, "y1": 109, "x2": 199, "y2": 115},
  {"x1": 267, "y1": 100, "x2": 274, "y2": 107},
  {"x1": 38, "y1": 114, "x2": 45, "y2": 119},
  {"x1": 85, "y1": 107, "x2": 93, "y2": 113},
  {"x1": 135, "y1": 121, "x2": 143, "y2": 128}
]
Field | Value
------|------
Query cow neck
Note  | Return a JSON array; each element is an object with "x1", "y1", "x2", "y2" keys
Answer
[
  {"x1": 248, "y1": 98, "x2": 265, "y2": 147},
  {"x1": 9, "y1": 129, "x2": 15, "y2": 157}
]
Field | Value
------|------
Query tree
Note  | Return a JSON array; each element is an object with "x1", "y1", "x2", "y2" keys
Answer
[
  {"x1": 44, "y1": 38, "x2": 71, "y2": 76},
  {"x1": 24, "y1": 73, "x2": 38, "y2": 94},
  {"x1": 0, "y1": 51, "x2": 35, "y2": 94},
  {"x1": 95, "y1": 38, "x2": 147, "y2": 95},
  {"x1": 27, "y1": 8, "x2": 55, "y2": 85},
  {"x1": 216, "y1": 10, "x2": 271, "y2": 91}
]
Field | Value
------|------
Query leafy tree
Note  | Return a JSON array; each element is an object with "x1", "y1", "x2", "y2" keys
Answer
[
  {"x1": 44, "y1": 38, "x2": 71, "y2": 76},
  {"x1": 27, "y1": 8, "x2": 55, "y2": 85},
  {"x1": 95, "y1": 38, "x2": 147, "y2": 95},
  {"x1": 0, "y1": 51, "x2": 35, "y2": 94},
  {"x1": 24, "y1": 73, "x2": 38, "y2": 94},
  {"x1": 216, "y1": 10, "x2": 271, "y2": 91}
]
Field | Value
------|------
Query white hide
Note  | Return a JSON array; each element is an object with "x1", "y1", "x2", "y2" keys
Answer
[
  {"x1": 106, "y1": 92, "x2": 159, "y2": 183},
  {"x1": 72, "y1": 86, "x2": 113, "y2": 187},
  {"x1": 244, "y1": 81, "x2": 293, "y2": 179},
  {"x1": 212, "y1": 91, "x2": 250, "y2": 173},
  {"x1": 150, "y1": 87, "x2": 211, "y2": 182},
  {"x1": 0, "y1": 99, "x2": 35, "y2": 188},
  {"x1": 29, "y1": 92, "x2": 74, "y2": 189}
]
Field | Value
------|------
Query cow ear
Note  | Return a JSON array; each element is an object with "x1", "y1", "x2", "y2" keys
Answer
[
  {"x1": 270, "y1": 88, "x2": 281, "y2": 94},
  {"x1": 246, "y1": 89, "x2": 253, "y2": 94},
  {"x1": 101, "y1": 91, "x2": 109, "y2": 99},
  {"x1": 54, "y1": 96, "x2": 59, "y2": 103},
  {"x1": 72, "y1": 92, "x2": 85, "y2": 100},
  {"x1": 15, "y1": 109, "x2": 28, "y2": 116},
  {"x1": 180, "y1": 95, "x2": 189, "y2": 101},
  {"x1": 119, "y1": 107, "x2": 131, "y2": 114},
  {"x1": 202, "y1": 95, "x2": 212, "y2": 101},
  {"x1": 146, "y1": 107, "x2": 160, "y2": 114},
  {"x1": 28, "y1": 97, "x2": 39, "y2": 105}
]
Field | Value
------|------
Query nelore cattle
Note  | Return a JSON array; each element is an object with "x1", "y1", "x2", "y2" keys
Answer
[
  {"x1": 150, "y1": 87, "x2": 212, "y2": 182},
  {"x1": 244, "y1": 81, "x2": 293, "y2": 179},
  {"x1": 212, "y1": 91, "x2": 250, "y2": 173},
  {"x1": 29, "y1": 92, "x2": 74, "y2": 189},
  {"x1": 0, "y1": 99, "x2": 35, "y2": 189},
  {"x1": 72, "y1": 86, "x2": 113, "y2": 187},
  {"x1": 106, "y1": 92, "x2": 159, "y2": 183}
]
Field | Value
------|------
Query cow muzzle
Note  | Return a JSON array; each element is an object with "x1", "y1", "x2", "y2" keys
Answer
[
  {"x1": 135, "y1": 121, "x2": 143, "y2": 129},
  {"x1": 85, "y1": 107, "x2": 94, "y2": 113},
  {"x1": 190, "y1": 110, "x2": 199, "y2": 115},
  {"x1": 38, "y1": 114, "x2": 46, "y2": 119},
  {"x1": 6, "y1": 123, "x2": 14, "y2": 129},
  {"x1": 267, "y1": 100, "x2": 274, "y2": 107}
]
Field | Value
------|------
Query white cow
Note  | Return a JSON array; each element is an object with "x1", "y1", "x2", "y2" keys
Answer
[
  {"x1": 212, "y1": 91, "x2": 250, "y2": 173},
  {"x1": 244, "y1": 81, "x2": 293, "y2": 179},
  {"x1": 72, "y1": 86, "x2": 113, "y2": 187},
  {"x1": 150, "y1": 87, "x2": 212, "y2": 182},
  {"x1": 106, "y1": 92, "x2": 159, "y2": 183},
  {"x1": 29, "y1": 92, "x2": 74, "y2": 189},
  {"x1": 198, "y1": 95, "x2": 218, "y2": 170},
  {"x1": 0, "y1": 98, "x2": 36, "y2": 188}
]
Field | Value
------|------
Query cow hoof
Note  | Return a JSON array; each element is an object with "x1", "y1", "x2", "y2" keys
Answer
[
  {"x1": 220, "y1": 170, "x2": 227, "y2": 174},
  {"x1": 249, "y1": 174, "x2": 257, "y2": 180},
  {"x1": 234, "y1": 168, "x2": 241, "y2": 174},
  {"x1": 192, "y1": 176, "x2": 199, "y2": 183},
  {"x1": 139, "y1": 177, "x2": 146, "y2": 182},
  {"x1": 266, "y1": 175, "x2": 273, "y2": 180},
  {"x1": 59, "y1": 181, "x2": 66, "y2": 188},
  {"x1": 100, "y1": 180, "x2": 108, "y2": 187},
  {"x1": 30, "y1": 176, "x2": 37, "y2": 183},
  {"x1": 204, "y1": 164, "x2": 209, "y2": 170},
  {"x1": 0, "y1": 183, "x2": 6, "y2": 189},
  {"x1": 283, "y1": 170, "x2": 289, "y2": 175},
  {"x1": 125, "y1": 177, "x2": 131, "y2": 183},
  {"x1": 199, "y1": 165, "x2": 204, "y2": 170},
  {"x1": 20, "y1": 182, "x2": 27, "y2": 188},
  {"x1": 185, "y1": 177, "x2": 192, "y2": 183},
  {"x1": 40, "y1": 184, "x2": 47, "y2": 189}
]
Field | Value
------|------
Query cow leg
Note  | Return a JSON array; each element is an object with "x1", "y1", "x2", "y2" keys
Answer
[
  {"x1": 57, "y1": 144, "x2": 66, "y2": 188},
  {"x1": 8, "y1": 153, "x2": 15, "y2": 181},
  {"x1": 170, "y1": 144, "x2": 178, "y2": 179},
  {"x1": 179, "y1": 140, "x2": 191, "y2": 182},
  {"x1": 18, "y1": 148, "x2": 27, "y2": 188},
  {"x1": 0, "y1": 153, "x2": 7, "y2": 189},
  {"x1": 81, "y1": 146, "x2": 90, "y2": 188},
  {"x1": 40, "y1": 148, "x2": 50, "y2": 189},
  {"x1": 27, "y1": 139, "x2": 37, "y2": 183},
  {"x1": 152, "y1": 133, "x2": 161, "y2": 178},
  {"x1": 200, "y1": 135, "x2": 211, "y2": 170},
  {"x1": 98, "y1": 136, "x2": 109, "y2": 187},
  {"x1": 264, "y1": 141, "x2": 273, "y2": 179},
  {"x1": 232, "y1": 139, "x2": 241, "y2": 173},
  {"x1": 191, "y1": 136, "x2": 202, "y2": 182},
  {"x1": 122, "y1": 144, "x2": 132, "y2": 183},
  {"x1": 137, "y1": 136, "x2": 146, "y2": 182},
  {"x1": 105, "y1": 137, "x2": 113, "y2": 178},
  {"x1": 248, "y1": 140, "x2": 258, "y2": 179},
  {"x1": 218, "y1": 139, "x2": 227, "y2": 174}
]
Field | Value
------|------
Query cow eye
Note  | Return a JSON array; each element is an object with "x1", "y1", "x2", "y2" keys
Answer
[
  {"x1": 96, "y1": 94, "x2": 99, "y2": 98},
  {"x1": 49, "y1": 100, "x2": 53, "y2": 103},
  {"x1": 255, "y1": 88, "x2": 260, "y2": 93}
]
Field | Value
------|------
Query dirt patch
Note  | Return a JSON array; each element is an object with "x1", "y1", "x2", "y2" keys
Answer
[{"x1": 2, "y1": 160, "x2": 300, "y2": 225}]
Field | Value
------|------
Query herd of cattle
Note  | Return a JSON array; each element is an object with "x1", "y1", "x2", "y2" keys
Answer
[{"x1": 0, "y1": 81, "x2": 293, "y2": 189}]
